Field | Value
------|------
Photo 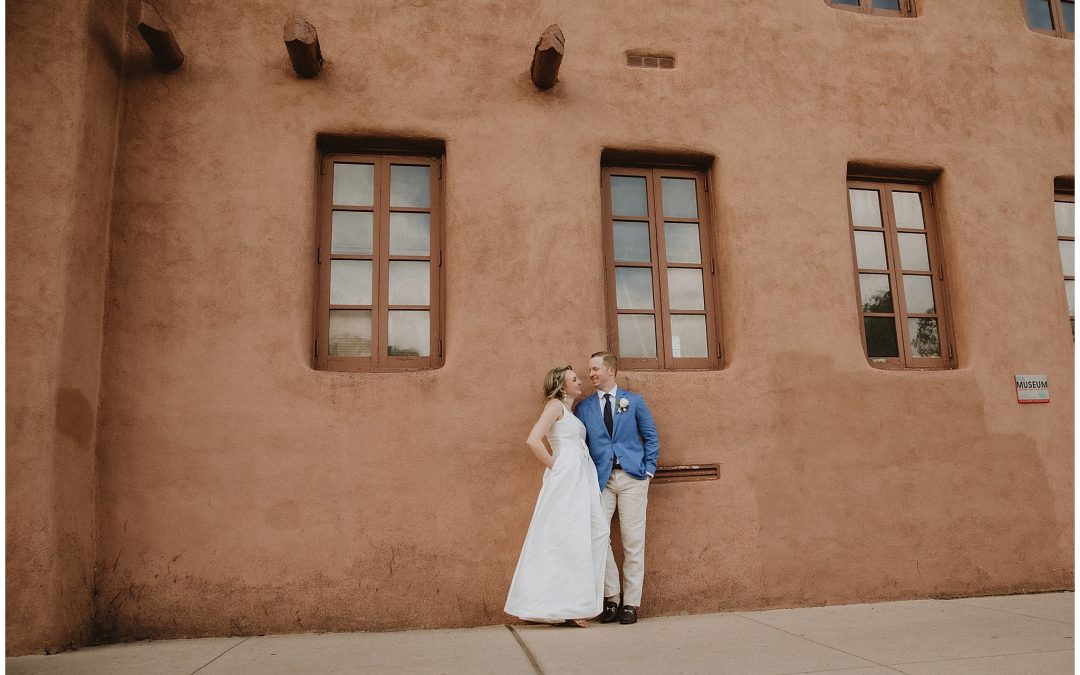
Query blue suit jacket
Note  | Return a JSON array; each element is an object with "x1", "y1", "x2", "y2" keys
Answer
[{"x1": 575, "y1": 388, "x2": 660, "y2": 491}]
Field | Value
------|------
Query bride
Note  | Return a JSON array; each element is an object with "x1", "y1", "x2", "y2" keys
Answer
[{"x1": 504, "y1": 365, "x2": 608, "y2": 626}]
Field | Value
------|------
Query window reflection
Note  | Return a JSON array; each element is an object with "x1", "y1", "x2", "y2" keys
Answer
[
  {"x1": 389, "y1": 165, "x2": 430, "y2": 208},
  {"x1": 864, "y1": 317, "x2": 899, "y2": 357},
  {"x1": 611, "y1": 176, "x2": 648, "y2": 217},
  {"x1": 1027, "y1": 0, "x2": 1055, "y2": 29},
  {"x1": 388, "y1": 310, "x2": 429, "y2": 356},
  {"x1": 859, "y1": 274, "x2": 893, "y2": 312},
  {"x1": 909, "y1": 318, "x2": 941, "y2": 357},
  {"x1": 618, "y1": 314, "x2": 657, "y2": 358}
]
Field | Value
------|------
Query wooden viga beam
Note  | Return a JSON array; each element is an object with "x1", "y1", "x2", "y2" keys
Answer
[
  {"x1": 530, "y1": 24, "x2": 564, "y2": 90},
  {"x1": 284, "y1": 16, "x2": 324, "y2": 78},
  {"x1": 137, "y1": 2, "x2": 184, "y2": 71}
]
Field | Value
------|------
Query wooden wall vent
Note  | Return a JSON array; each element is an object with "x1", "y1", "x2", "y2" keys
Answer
[
  {"x1": 651, "y1": 464, "x2": 718, "y2": 484},
  {"x1": 627, "y1": 53, "x2": 674, "y2": 69}
]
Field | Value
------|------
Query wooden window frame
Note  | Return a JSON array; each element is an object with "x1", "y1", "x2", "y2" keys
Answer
[
  {"x1": 1055, "y1": 189, "x2": 1074, "y2": 335},
  {"x1": 314, "y1": 152, "x2": 443, "y2": 372},
  {"x1": 1023, "y1": 0, "x2": 1075, "y2": 38},
  {"x1": 846, "y1": 178, "x2": 956, "y2": 370},
  {"x1": 826, "y1": 0, "x2": 917, "y2": 17},
  {"x1": 601, "y1": 165, "x2": 722, "y2": 371}
]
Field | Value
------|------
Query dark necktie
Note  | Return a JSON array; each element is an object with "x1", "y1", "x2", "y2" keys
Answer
[{"x1": 603, "y1": 393, "x2": 614, "y2": 436}]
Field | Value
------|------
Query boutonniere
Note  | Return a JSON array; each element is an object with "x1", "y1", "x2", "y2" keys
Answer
[{"x1": 616, "y1": 397, "x2": 630, "y2": 414}]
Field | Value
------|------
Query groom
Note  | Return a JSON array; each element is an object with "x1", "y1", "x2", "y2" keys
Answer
[{"x1": 575, "y1": 351, "x2": 659, "y2": 625}]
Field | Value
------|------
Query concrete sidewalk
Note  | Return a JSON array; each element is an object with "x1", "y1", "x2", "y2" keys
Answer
[{"x1": 7, "y1": 592, "x2": 1073, "y2": 674}]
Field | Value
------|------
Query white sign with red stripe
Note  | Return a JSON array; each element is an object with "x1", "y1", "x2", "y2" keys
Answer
[{"x1": 1015, "y1": 375, "x2": 1049, "y2": 404}]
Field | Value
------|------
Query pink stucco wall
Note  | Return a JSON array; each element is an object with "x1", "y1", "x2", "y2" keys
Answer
[
  {"x1": 6, "y1": 0, "x2": 129, "y2": 654},
  {"x1": 7, "y1": 0, "x2": 1074, "y2": 655}
]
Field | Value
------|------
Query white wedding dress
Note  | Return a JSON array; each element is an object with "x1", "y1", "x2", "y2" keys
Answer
[{"x1": 505, "y1": 402, "x2": 608, "y2": 622}]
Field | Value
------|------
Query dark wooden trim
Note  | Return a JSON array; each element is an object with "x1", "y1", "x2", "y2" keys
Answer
[{"x1": 137, "y1": 2, "x2": 184, "y2": 71}]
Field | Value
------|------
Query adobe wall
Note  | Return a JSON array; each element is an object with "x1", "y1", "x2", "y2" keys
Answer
[
  {"x1": 21, "y1": 0, "x2": 1072, "y2": 646},
  {"x1": 6, "y1": 0, "x2": 129, "y2": 655}
]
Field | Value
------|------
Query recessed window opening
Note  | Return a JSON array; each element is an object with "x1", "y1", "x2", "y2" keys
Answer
[
  {"x1": 1024, "y1": 0, "x2": 1075, "y2": 38},
  {"x1": 846, "y1": 176, "x2": 956, "y2": 369},
  {"x1": 826, "y1": 0, "x2": 916, "y2": 17},
  {"x1": 315, "y1": 151, "x2": 444, "y2": 372},
  {"x1": 601, "y1": 164, "x2": 721, "y2": 370}
]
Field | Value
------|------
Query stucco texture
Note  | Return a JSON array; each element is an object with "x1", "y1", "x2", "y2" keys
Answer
[
  {"x1": 7, "y1": 0, "x2": 1074, "y2": 654},
  {"x1": 6, "y1": 0, "x2": 128, "y2": 656}
]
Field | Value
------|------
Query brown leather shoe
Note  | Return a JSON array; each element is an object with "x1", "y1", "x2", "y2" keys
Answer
[
  {"x1": 619, "y1": 605, "x2": 638, "y2": 624},
  {"x1": 599, "y1": 601, "x2": 620, "y2": 623}
]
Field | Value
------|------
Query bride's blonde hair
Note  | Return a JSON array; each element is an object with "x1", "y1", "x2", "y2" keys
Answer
[{"x1": 542, "y1": 365, "x2": 573, "y2": 402}]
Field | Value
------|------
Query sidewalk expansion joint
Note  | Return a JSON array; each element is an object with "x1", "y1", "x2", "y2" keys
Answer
[
  {"x1": 734, "y1": 613, "x2": 906, "y2": 674},
  {"x1": 506, "y1": 624, "x2": 545, "y2": 675},
  {"x1": 191, "y1": 636, "x2": 252, "y2": 674}
]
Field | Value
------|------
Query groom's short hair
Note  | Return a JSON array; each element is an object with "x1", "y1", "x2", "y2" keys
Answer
[{"x1": 591, "y1": 351, "x2": 618, "y2": 374}]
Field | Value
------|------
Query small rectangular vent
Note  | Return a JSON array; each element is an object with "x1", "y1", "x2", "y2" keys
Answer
[
  {"x1": 627, "y1": 54, "x2": 674, "y2": 69},
  {"x1": 651, "y1": 464, "x2": 719, "y2": 484}
]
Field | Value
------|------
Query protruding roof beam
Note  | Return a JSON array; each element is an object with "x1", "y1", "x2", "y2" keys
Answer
[
  {"x1": 137, "y1": 2, "x2": 184, "y2": 71},
  {"x1": 284, "y1": 16, "x2": 324, "y2": 78},
  {"x1": 530, "y1": 25, "x2": 564, "y2": 90}
]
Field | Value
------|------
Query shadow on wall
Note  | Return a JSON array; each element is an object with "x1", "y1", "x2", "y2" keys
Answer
[{"x1": 748, "y1": 352, "x2": 1067, "y2": 608}]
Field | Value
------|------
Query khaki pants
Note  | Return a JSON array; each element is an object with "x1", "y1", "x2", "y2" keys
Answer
[{"x1": 602, "y1": 468, "x2": 649, "y2": 606}]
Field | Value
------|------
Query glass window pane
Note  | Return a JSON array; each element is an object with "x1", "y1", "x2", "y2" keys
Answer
[
  {"x1": 329, "y1": 310, "x2": 372, "y2": 357},
  {"x1": 664, "y1": 222, "x2": 702, "y2": 263},
  {"x1": 892, "y1": 191, "x2": 925, "y2": 230},
  {"x1": 389, "y1": 212, "x2": 430, "y2": 256},
  {"x1": 859, "y1": 274, "x2": 893, "y2": 313},
  {"x1": 1026, "y1": 0, "x2": 1054, "y2": 29},
  {"x1": 873, "y1": 0, "x2": 901, "y2": 10},
  {"x1": 331, "y1": 211, "x2": 373, "y2": 255},
  {"x1": 614, "y1": 221, "x2": 651, "y2": 262},
  {"x1": 854, "y1": 231, "x2": 888, "y2": 270},
  {"x1": 333, "y1": 163, "x2": 374, "y2": 206},
  {"x1": 388, "y1": 261, "x2": 430, "y2": 305},
  {"x1": 849, "y1": 189, "x2": 883, "y2": 229},
  {"x1": 1059, "y1": 241, "x2": 1074, "y2": 277},
  {"x1": 668, "y1": 268, "x2": 705, "y2": 310},
  {"x1": 615, "y1": 267, "x2": 654, "y2": 310},
  {"x1": 618, "y1": 314, "x2": 657, "y2": 358},
  {"x1": 388, "y1": 310, "x2": 430, "y2": 357},
  {"x1": 1066, "y1": 279, "x2": 1075, "y2": 317},
  {"x1": 610, "y1": 176, "x2": 648, "y2": 217},
  {"x1": 832, "y1": 0, "x2": 860, "y2": 5},
  {"x1": 1064, "y1": 0, "x2": 1075, "y2": 32},
  {"x1": 898, "y1": 233, "x2": 930, "y2": 271},
  {"x1": 1055, "y1": 201, "x2": 1074, "y2": 237},
  {"x1": 330, "y1": 260, "x2": 372, "y2": 305},
  {"x1": 390, "y1": 165, "x2": 430, "y2": 208},
  {"x1": 670, "y1": 315, "x2": 708, "y2": 358},
  {"x1": 661, "y1": 178, "x2": 699, "y2": 218},
  {"x1": 864, "y1": 317, "x2": 899, "y2": 358},
  {"x1": 909, "y1": 318, "x2": 941, "y2": 357},
  {"x1": 903, "y1": 275, "x2": 936, "y2": 314}
]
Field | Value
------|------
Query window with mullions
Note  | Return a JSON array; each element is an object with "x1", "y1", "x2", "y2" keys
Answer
[
  {"x1": 601, "y1": 166, "x2": 721, "y2": 370},
  {"x1": 847, "y1": 180, "x2": 955, "y2": 369},
  {"x1": 1025, "y1": 0, "x2": 1075, "y2": 38},
  {"x1": 1055, "y1": 191, "x2": 1074, "y2": 335},
  {"x1": 315, "y1": 153, "x2": 442, "y2": 371},
  {"x1": 827, "y1": 0, "x2": 916, "y2": 17}
]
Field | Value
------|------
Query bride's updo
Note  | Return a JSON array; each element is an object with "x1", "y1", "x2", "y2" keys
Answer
[{"x1": 543, "y1": 365, "x2": 573, "y2": 402}]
